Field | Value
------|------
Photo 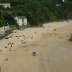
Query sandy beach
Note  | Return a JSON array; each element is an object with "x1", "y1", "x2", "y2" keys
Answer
[{"x1": 0, "y1": 20, "x2": 72, "y2": 72}]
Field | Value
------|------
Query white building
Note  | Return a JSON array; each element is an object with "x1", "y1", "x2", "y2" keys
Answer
[
  {"x1": 15, "y1": 16, "x2": 27, "y2": 27},
  {"x1": 0, "y1": 3, "x2": 11, "y2": 8},
  {"x1": 62, "y1": 0, "x2": 65, "y2": 2}
]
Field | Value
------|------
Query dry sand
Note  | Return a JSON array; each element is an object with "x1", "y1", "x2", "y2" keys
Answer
[{"x1": 0, "y1": 20, "x2": 72, "y2": 72}]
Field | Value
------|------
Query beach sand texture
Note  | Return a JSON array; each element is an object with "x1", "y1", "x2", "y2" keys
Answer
[{"x1": 0, "y1": 20, "x2": 72, "y2": 72}]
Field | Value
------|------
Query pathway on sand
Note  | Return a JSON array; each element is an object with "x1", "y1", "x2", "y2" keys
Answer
[{"x1": 44, "y1": 42, "x2": 72, "y2": 72}]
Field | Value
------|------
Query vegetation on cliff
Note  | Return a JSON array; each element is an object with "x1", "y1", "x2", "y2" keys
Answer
[{"x1": 0, "y1": 0, "x2": 72, "y2": 27}]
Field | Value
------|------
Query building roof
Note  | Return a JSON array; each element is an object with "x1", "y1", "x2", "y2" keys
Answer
[{"x1": 16, "y1": 16, "x2": 26, "y2": 19}]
